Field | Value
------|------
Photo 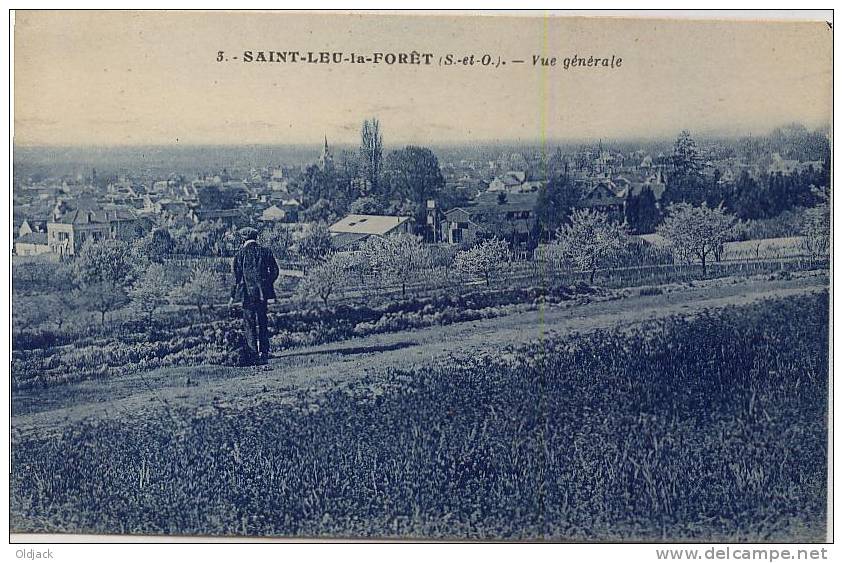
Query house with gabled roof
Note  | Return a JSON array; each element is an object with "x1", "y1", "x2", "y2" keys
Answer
[
  {"x1": 488, "y1": 171, "x2": 528, "y2": 193},
  {"x1": 47, "y1": 203, "x2": 142, "y2": 256},
  {"x1": 441, "y1": 192, "x2": 538, "y2": 246},
  {"x1": 259, "y1": 205, "x2": 288, "y2": 222},
  {"x1": 15, "y1": 232, "x2": 50, "y2": 256},
  {"x1": 191, "y1": 208, "x2": 244, "y2": 227},
  {"x1": 576, "y1": 180, "x2": 626, "y2": 221},
  {"x1": 328, "y1": 214, "x2": 414, "y2": 251}
]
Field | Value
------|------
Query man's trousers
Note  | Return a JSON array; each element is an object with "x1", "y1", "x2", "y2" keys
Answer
[{"x1": 242, "y1": 301, "x2": 269, "y2": 360}]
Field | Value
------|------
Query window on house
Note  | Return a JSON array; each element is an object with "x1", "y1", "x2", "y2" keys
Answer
[{"x1": 452, "y1": 229, "x2": 463, "y2": 243}]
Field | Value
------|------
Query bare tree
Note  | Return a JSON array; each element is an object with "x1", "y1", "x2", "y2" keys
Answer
[
  {"x1": 296, "y1": 253, "x2": 356, "y2": 306},
  {"x1": 454, "y1": 238, "x2": 510, "y2": 286},
  {"x1": 75, "y1": 238, "x2": 137, "y2": 287},
  {"x1": 258, "y1": 223, "x2": 295, "y2": 262},
  {"x1": 129, "y1": 263, "x2": 174, "y2": 321},
  {"x1": 359, "y1": 118, "x2": 383, "y2": 194},
  {"x1": 168, "y1": 264, "x2": 228, "y2": 316},
  {"x1": 552, "y1": 209, "x2": 627, "y2": 284},
  {"x1": 292, "y1": 222, "x2": 334, "y2": 270},
  {"x1": 657, "y1": 202, "x2": 737, "y2": 276},
  {"x1": 46, "y1": 291, "x2": 80, "y2": 332},
  {"x1": 78, "y1": 282, "x2": 130, "y2": 325},
  {"x1": 361, "y1": 233, "x2": 428, "y2": 298},
  {"x1": 73, "y1": 239, "x2": 138, "y2": 324}
]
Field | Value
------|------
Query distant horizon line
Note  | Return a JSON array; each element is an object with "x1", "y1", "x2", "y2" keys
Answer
[{"x1": 12, "y1": 128, "x2": 830, "y2": 152}]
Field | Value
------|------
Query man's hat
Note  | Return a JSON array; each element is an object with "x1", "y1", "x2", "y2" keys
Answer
[{"x1": 238, "y1": 227, "x2": 259, "y2": 240}]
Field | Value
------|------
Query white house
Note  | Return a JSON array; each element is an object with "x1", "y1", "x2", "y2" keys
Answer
[
  {"x1": 329, "y1": 214, "x2": 414, "y2": 251},
  {"x1": 260, "y1": 205, "x2": 287, "y2": 222}
]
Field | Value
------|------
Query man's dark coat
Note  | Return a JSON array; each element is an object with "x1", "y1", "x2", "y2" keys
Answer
[{"x1": 231, "y1": 240, "x2": 280, "y2": 305}]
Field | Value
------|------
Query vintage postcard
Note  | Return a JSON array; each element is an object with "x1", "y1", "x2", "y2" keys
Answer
[{"x1": 10, "y1": 10, "x2": 832, "y2": 543}]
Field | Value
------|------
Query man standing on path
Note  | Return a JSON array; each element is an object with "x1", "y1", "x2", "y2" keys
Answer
[{"x1": 230, "y1": 227, "x2": 280, "y2": 365}]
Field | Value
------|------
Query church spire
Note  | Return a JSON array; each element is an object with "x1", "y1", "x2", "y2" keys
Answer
[{"x1": 319, "y1": 134, "x2": 333, "y2": 170}]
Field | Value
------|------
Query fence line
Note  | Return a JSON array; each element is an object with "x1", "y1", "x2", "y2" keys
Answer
[{"x1": 321, "y1": 256, "x2": 829, "y2": 308}]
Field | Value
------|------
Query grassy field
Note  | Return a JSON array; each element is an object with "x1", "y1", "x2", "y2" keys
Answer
[
  {"x1": 721, "y1": 237, "x2": 806, "y2": 261},
  {"x1": 10, "y1": 291, "x2": 828, "y2": 541}
]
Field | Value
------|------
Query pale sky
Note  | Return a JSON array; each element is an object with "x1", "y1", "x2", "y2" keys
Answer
[{"x1": 13, "y1": 11, "x2": 832, "y2": 146}]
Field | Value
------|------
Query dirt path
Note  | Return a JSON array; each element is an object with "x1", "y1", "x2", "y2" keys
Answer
[{"x1": 12, "y1": 272, "x2": 828, "y2": 437}]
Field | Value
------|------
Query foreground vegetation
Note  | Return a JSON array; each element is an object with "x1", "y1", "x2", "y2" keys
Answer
[
  {"x1": 11, "y1": 281, "x2": 602, "y2": 389},
  {"x1": 11, "y1": 292, "x2": 828, "y2": 540}
]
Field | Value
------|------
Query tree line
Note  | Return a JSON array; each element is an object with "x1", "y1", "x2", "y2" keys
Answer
[
  {"x1": 533, "y1": 129, "x2": 830, "y2": 238},
  {"x1": 13, "y1": 195, "x2": 829, "y2": 335}
]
